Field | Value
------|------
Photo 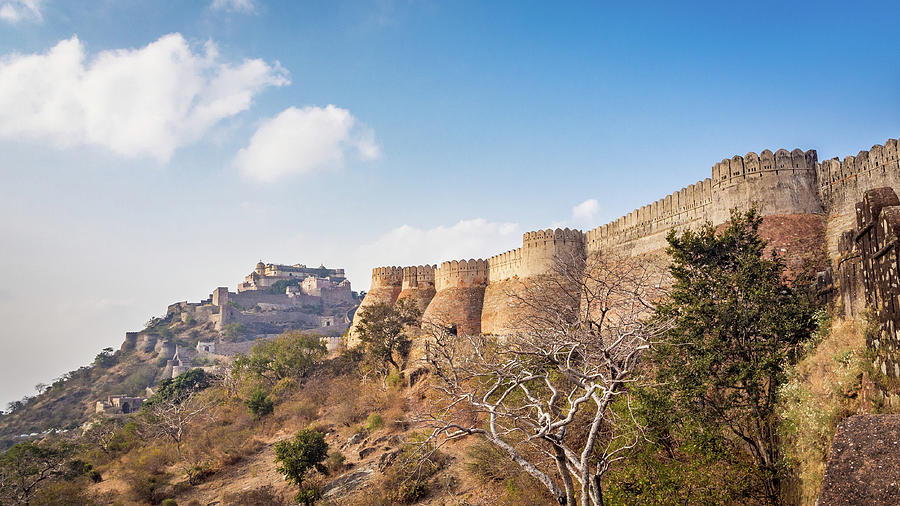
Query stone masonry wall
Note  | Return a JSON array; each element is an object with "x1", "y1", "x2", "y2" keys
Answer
[{"x1": 350, "y1": 138, "x2": 898, "y2": 344}]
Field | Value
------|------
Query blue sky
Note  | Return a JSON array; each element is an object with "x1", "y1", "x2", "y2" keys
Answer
[{"x1": 0, "y1": 0, "x2": 898, "y2": 407}]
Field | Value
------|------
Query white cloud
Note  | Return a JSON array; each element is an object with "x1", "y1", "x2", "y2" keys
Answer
[
  {"x1": 572, "y1": 198, "x2": 600, "y2": 223},
  {"x1": 350, "y1": 219, "x2": 521, "y2": 284},
  {"x1": 0, "y1": 34, "x2": 289, "y2": 160},
  {"x1": 210, "y1": 0, "x2": 255, "y2": 13},
  {"x1": 235, "y1": 105, "x2": 380, "y2": 182},
  {"x1": 0, "y1": 0, "x2": 42, "y2": 23}
]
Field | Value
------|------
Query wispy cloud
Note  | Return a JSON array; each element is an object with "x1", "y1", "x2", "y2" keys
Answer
[
  {"x1": 210, "y1": 0, "x2": 255, "y2": 13},
  {"x1": 0, "y1": 0, "x2": 42, "y2": 24},
  {"x1": 235, "y1": 105, "x2": 380, "y2": 182},
  {"x1": 353, "y1": 218, "x2": 520, "y2": 274},
  {"x1": 572, "y1": 198, "x2": 600, "y2": 224},
  {"x1": 0, "y1": 33, "x2": 288, "y2": 161}
]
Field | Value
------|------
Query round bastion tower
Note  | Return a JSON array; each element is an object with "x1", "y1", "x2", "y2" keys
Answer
[
  {"x1": 346, "y1": 266, "x2": 403, "y2": 346},
  {"x1": 481, "y1": 228, "x2": 585, "y2": 335},
  {"x1": 421, "y1": 259, "x2": 488, "y2": 336},
  {"x1": 710, "y1": 148, "x2": 822, "y2": 223},
  {"x1": 398, "y1": 265, "x2": 437, "y2": 314}
]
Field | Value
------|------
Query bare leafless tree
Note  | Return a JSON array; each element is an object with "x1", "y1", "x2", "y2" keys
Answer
[
  {"x1": 142, "y1": 390, "x2": 213, "y2": 459},
  {"x1": 421, "y1": 251, "x2": 670, "y2": 506},
  {"x1": 82, "y1": 415, "x2": 124, "y2": 455}
]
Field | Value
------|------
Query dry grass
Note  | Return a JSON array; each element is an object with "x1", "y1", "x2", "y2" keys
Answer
[{"x1": 779, "y1": 315, "x2": 869, "y2": 505}]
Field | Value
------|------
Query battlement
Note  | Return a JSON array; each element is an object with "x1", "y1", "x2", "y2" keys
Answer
[
  {"x1": 488, "y1": 247, "x2": 523, "y2": 281},
  {"x1": 712, "y1": 148, "x2": 818, "y2": 187},
  {"x1": 522, "y1": 227, "x2": 583, "y2": 245},
  {"x1": 402, "y1": 264, "x2": 437, "y2": 290},
  {"x1": 585, "y1": 145, "x2": 825, "y2": 255},
  {"x1": 371, "y1": 266, "x2": 403, "y2": 288},
  {"x1": 435, "y1": 259, "x2": 488, "y2": 291},
  {"x1": 817, "y1": 139, "x2": 900, "y2": 211}
]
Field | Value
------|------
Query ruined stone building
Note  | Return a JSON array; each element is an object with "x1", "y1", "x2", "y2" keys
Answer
[{"x1": 95, "y1": 395, "x2": 144, "y2": 415}]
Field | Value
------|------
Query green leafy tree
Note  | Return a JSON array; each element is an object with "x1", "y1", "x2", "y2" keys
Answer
[
  {"x1": 145, "y1": 369, "x2": 211, "y2": 407},
  {"x1": 269, "y1": 279, "x2": 300, "y2": 294},
  {"x1": 355, "y1": 298, "x2": 420, "y2": 372},
  {"x1": 649, "y1": 209, "x2": 818, "y2": 504},
  {"x1": 93, "y1": 347, "x2": 118, "y2": 368},
  {"x1": 245, "y1": 387, "x2": 275, "y2": 420},
  {"x1": 233, "y1": 331, "x2": 326, "y2": 385},
  {"x1": 0, "y1": 439, "x2": 76, "y2": 504},
  {"x1": 274, "y1": 429, "x2": 329, "y2": 505}
]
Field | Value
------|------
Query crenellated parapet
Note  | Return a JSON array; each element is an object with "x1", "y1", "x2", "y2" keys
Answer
[
  {"x1": 487, "y1": 247, "x2": 523, "y2": 282},
  {"x1": 712, "y1": 148, "x2": 818, "y2": 188},
  {"x1": 371, "y1": 266, "x2": 403, "y2": 288},
  {"x1": 402, "y1": 265, "x2": 436, "y2": 290},
  {"x1": 353, "y1": 137, "x2": 900, "y2": 345},
  {"x1": 521, "y1": 228, "x2": 585, "y2": 278},
  {"x1": 585, "y1": 178, "x2": 714, "y2": 254},
  {"x1": 585, "y1": 145, "x2": 824, "y2": 256},
  {"x1": 817, "y1": 139, "x2": 900, "y2": 214},
  {"x1": 435, "y1": 259, "x2": 488, "y2": 291}
]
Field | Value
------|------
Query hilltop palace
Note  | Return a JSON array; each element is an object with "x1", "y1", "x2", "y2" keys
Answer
[{"x1": 110, "y1": 261, "x2": 359, "y2": 406}]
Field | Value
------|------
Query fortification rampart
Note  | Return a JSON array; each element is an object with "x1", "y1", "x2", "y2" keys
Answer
[
  {"x1": 520, "y1": 228, "x2": 585, "y2": 278},
  {"x1": 435, "y1": 259, "x2": 488, "y2": 291},
  {"x1": 371, "y1": 266, "x2": 403, "y2": 288},
  {"x1": 351, "y1": 137, "x2": 897, "y2": 343},
  {"x1": 585, "y1": 147, "x2": 822, "y2": 256},
  {"x1": 486, "y1": 228, "x2": 585, "y2": 282},
  {"x1": 398, "y1": 264, "x2": 438, "y2": 313},
  {"x1": 487, "y1": 248, "x2": 522, "y2": 282},
  {"x1": 818, "y1": 139, "x2": 900, "y2": 214},
  {"x1": 402, "y1": 265, "x2": 436, "y2": 290},
  {"x1": 816, "y1": 139, "x2": 900, "y2": 260}
]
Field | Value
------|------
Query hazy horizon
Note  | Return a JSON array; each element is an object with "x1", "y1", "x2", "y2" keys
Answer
[{"x1": 1, "y1": 0, "x2": 898, "y2": 408}]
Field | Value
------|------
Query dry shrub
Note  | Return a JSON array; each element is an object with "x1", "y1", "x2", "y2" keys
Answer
[
  {"x1": 358, "y1": 434, "x2": 447, "y2": 505},
  {"x1": 779, "y1": 315, "x2": 869, "y2": 505},
  {"x1": 194, "y1": 422, "x2": 263, "y2": 467},
  {"x1": 30, "y1": 479, "x2": 91, "y2": 506},
  {"x1": 222, "y1": 485, "x2": 288, "y2": 505},
  {"x1": 326, "y1": 376, "x2": 368, "y2": 426},
  {"x1": 465, "y1": 439, "x2": 554, "y2": 506},
  {"x1": 382, "y1": 389, "x2": 408, "y2": 431},
  {"x1": 326, "y1": 450, "x2": 346, "y2": 474},
  {"x1": 122, "y1": 445, "x2": 176, "y2": 504},
  {"x1": 275, "y1": 395, "x2": 319, "y2": 429}
]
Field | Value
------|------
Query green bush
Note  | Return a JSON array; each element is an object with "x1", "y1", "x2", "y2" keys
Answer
[
  {"x1": 274, "y1": 429, "x2": 329, "y2": 505},
  {"x1": 246, "y1": 388, "x2": 275, "y2": 420},
  {"x1": 326, "y1": 451, "x2": 346, "y2": 474},
  {"x1": 145, "y1": 369, "x2": 211, "y2": 406},
  {"x1": 365, "y1": 413, "x2": 384, "y2": 431},
  {"x1": 233, "y1": 331, "x2": 326, "y2": 385}
]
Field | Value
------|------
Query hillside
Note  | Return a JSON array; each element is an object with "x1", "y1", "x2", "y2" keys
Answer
[
  {"x1": 3, "y1": 216, "x2": 900, "y2": 505},
  {"x1": 0, "y1": 262, "x2": 360, "y2": 451}
]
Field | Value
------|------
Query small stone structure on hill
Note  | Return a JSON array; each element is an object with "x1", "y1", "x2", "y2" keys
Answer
[{"x1": 95, "y1": 395, "x2": 145, "y2": 415}]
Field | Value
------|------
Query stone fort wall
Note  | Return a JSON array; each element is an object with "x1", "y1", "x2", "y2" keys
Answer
[
  {"x1": 351, "y1": 137, "x2": 898, "y2": 341},
  {"x1": 584, "y1": 148, "x2": 821, "y2": 257}
]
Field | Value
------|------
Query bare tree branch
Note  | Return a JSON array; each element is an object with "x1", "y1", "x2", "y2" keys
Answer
[{"x1": 419, "y1": 251, "x2": 671, "y2": 506}]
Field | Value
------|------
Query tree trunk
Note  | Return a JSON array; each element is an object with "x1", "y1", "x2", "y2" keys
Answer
[
  {"x1": 553, "y1": 444, "x2": 576, "y2": 505},
  {"x1": 488, "y1": 435, "x2": 565, "y2": 502},
  {"x1": 591, "y1": 474, "x2": 603, "y2": 506}
]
